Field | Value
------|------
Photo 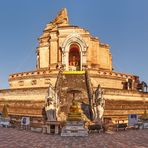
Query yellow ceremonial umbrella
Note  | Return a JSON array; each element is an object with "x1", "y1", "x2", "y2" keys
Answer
[
  {"x1": 141, "y1": 109, "x2": 148, "y2": 120},
  {"x1": 2, "y1": 104, "x2": 9, "y2": 118}
]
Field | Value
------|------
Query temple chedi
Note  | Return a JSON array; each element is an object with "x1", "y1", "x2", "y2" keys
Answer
[{"x1": 0, "y1": 8, "x2": 148, "y2": 123}]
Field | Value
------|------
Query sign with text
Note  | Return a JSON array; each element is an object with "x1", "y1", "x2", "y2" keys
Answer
[
  {"x1": 128, "y1": 114, "x2": 138, "y2": 126},
  {"x1": 21, "y1": 117, "x2": 30, "y2": 125}
]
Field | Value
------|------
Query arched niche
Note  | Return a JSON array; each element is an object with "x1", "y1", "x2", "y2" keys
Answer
[
  {"x1": 69, "y1": 44, "x2": 80, "y2": 71},
  {"x1": 61, "y1": 33, "x2": 88, "y2": 71}
]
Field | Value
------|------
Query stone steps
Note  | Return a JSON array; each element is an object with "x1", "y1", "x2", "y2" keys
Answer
[{"x1": 57, "y1": 73, "x2": 90, "y2": 118}]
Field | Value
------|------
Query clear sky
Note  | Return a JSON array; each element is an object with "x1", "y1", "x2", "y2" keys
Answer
[{"x1": 0, "y1": 0, "x2": 148, "y2": 89}]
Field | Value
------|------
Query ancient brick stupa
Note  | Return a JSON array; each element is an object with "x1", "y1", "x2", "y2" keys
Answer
[{"x1": 0, "y1": 8, "x2": 148, "y2": 123}]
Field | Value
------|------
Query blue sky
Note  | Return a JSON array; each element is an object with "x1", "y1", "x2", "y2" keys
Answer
[{"x1": 0, "y1": 0, "x2": 148, "y2": 88}]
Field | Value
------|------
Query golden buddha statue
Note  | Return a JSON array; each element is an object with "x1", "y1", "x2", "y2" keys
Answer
[
  {"x1": 69, "y1": 99, "x2": 79, "y2": 113},
  {"x1": 67, "y1": 99, "x2": 83, "y2": 121}
]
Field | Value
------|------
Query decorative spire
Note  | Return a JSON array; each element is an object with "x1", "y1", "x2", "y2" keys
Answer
[
  {"x1": 52, "y1": 8, "x2": 69, "y2": 25},
  {"x1": 44, "y1": 8, "x2": 69, "y2": 31}
]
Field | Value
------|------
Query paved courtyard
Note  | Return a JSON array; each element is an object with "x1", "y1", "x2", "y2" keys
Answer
[{"x1": 0, "y1": 127, "x2": 148, "y2": 148}]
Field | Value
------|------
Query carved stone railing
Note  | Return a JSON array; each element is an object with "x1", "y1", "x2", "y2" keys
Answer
[
  {"x1": 103, "y1": 88, "x2": 148, "y2": 97},
  {"x1": 54, "y1": 69, "x2": 64, "y2": 96},
  {"x1": 89, "y1": 69, "x2": 138, "y2": 80},
  {"x1": 9, "y1": 68, "x2": 55, "y2": 80},
  {"x1": 85, "y1": 70, "x2": 93, "y2": 119}
]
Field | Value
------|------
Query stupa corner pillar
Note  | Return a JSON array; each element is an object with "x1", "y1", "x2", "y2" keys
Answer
[{"x1": 50, "y1": 32, "x2": 58, "y2": 65}]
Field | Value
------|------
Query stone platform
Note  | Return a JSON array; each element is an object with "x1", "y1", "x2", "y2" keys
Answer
[
  {"x1": 0, "y1": 126, "x2": 148, "y2": 148},
  {"x1": 42, "y1": 121, "x2": 60, "y2": 134},
  {"x1": 61, "y1": 121, "x2": 88, "y2": 136}
]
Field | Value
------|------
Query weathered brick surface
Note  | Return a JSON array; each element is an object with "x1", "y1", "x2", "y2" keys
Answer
[
  {"x1": 0, "y1": 87, "x2": 48, "y2": 117},
  {"x1": 57, "y1": 73, "x2": 89, "y2": 115},
  {"x1": 0, "y1": 127, "x2": 148, "y2": 148},
  {"x1": 0, "y1": 100, "x2": 45, "y2": 117},
  {"x1": 104, "y1": 99, "x2": 148, "y2": 122}
]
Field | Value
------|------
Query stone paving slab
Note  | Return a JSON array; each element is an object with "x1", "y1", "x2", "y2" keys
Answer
[{"x1": 0, "y1": 127, "x2": 148, "y2": 148}]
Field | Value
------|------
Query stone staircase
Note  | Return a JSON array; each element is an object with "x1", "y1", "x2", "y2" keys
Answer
[{"x1": 55, "y1": 71, "x2": 92, "y2": 119}]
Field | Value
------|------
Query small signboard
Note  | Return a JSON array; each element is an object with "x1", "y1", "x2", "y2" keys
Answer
[
  {"x1": 21, "y1": 117, "x2": 30, "y2": 125},
  {"x1": 0, "y1": 117, "x2": 10, "y2": 127},
  {"x1": 128, "y1": 114, "x2": 138, "y2": 126},
  {"x1": 143, "y1": 122, "x2": 148, "y2": 129}
]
